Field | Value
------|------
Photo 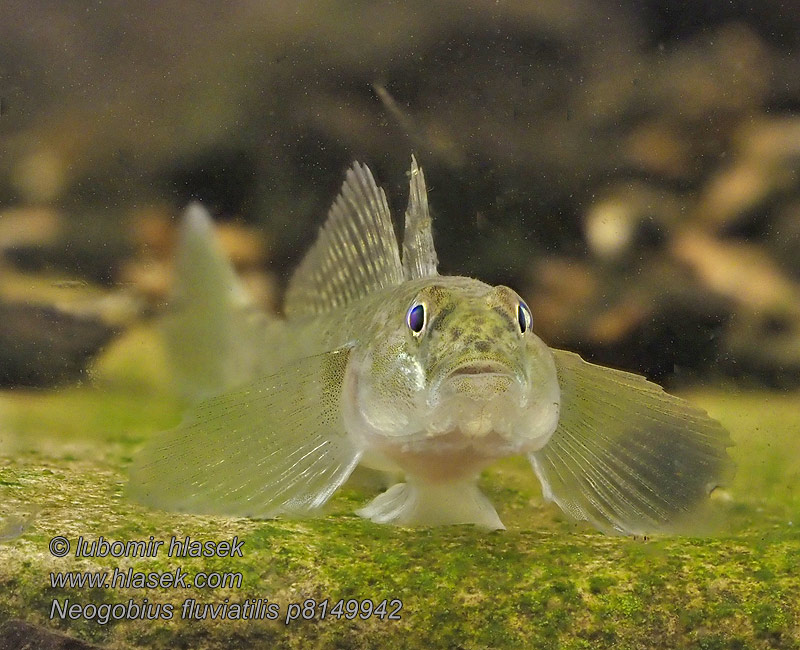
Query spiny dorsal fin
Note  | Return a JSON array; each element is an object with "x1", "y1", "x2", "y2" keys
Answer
[
  {"x1": 402, "y1": 155, "x2": 439, "y2": 279},
  {"x1": 285, "y1": 162, "x2": 403, "y2": 318}
]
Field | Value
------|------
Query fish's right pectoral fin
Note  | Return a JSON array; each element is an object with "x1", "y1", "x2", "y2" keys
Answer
[
  {"x1": 529, "y1": 349, "x2": 735, "y2": 535},
  {"x1": 128, "y1": 347, "x2": 361, "y2": 518}
]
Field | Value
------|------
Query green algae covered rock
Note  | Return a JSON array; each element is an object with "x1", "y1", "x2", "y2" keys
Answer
[{"x1": 0, "y1": 328, "x2": 799, "y2": 649}]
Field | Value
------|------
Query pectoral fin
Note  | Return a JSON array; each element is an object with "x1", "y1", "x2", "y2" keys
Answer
[
  {"x1": 128, "y1": 347, "x2": 361, "y2": 518},
  {"x1": 529, "y1": 349, "x2": 734, "y2": 535}
]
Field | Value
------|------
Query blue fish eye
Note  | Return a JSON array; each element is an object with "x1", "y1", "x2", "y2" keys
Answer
[
  {"x1": 517, "y1": 300, "x2": 532, "y2": 334},
  {"x1": 407, "y1": 303, "x2": 426, "y2": 335}
]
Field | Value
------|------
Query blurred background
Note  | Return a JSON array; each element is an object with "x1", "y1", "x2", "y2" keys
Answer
[
  {"x1": 1, "y1": 0, "x2": 800, "y2": 390},
  {"x1": 2, "y1": 8, "x2": 799, "y2": 647}
]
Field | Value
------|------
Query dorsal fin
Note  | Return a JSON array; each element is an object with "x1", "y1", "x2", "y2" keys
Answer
[
  {"x1": 285, "y1": 162, "x2": 404, "y2": 318},
  {"x1": 402, "y1": 155, "x2": 439, "y2": 279},
  {"x1": 165, "y1": 203, "x2": 265, "y2": 399}
]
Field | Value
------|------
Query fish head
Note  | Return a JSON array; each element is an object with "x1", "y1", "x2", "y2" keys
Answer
[{"x1": 344, "y1": 278, "x2": 560, "y2": 458}]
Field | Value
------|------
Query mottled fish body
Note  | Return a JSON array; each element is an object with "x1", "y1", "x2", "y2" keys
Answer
[{"x1": 129, "y1": 158, "x2": 733, "y2": 533}]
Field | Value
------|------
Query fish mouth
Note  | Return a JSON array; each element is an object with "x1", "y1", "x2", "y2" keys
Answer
[
  {"x1": 433, "y1": 360, "x2": 521, "y2": 403},
  {"x1": 430, "y1": 360, "x2": 523, "y2": 409},
  {"x1": 448, "y1": 361, "x2": 513, "y2": 377}
]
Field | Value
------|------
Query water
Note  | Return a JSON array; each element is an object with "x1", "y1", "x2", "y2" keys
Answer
[{"x1": 0, "y1": 2, "x2": 799, "y2": 648}]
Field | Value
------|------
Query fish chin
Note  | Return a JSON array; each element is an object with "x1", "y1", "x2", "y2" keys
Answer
[
  {"x1": 425, "y1": 371, "x2": 560, "y2": 452},
  {"x1": 430, "y1": 393, "x2": 520, "y2": 440}
]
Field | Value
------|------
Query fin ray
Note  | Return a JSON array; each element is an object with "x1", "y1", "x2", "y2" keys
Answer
[
  {"x1": 402, "y1": 155, "x2": 438, "y2": 279},
  {"x1": 285, "y1": 163, "x2": 403, "y2": 317},
  {"x1": 128, "y1": 348, "x2": 361, "y2": 517},
  {"x1": 530, "y1": 349, "x2": 734, "y2": 534}
]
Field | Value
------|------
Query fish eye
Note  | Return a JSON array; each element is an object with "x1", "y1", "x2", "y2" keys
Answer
[
  {"x1": 407, "y1": 303, "x2": 426, "y2": 336},
  {"x1": 517, "y1": 300, "x2": 532, "y2": 334}
]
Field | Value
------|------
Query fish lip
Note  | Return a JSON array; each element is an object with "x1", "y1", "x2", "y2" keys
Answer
[
  {"x1": 447, "y1": 361, "x2": 514, "y2": 378},
  {"x1": 428, "y1": 362, "x2": 523, "y2": 409}
]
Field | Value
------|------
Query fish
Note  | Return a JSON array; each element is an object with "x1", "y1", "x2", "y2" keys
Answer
[{"x1": 128, "y1": 157, "x2": 734, "y2": 533}]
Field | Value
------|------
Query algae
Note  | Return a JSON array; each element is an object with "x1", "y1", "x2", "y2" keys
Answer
[{"x1": 0, "y1": 327, "x2": 798, "y2": 649}]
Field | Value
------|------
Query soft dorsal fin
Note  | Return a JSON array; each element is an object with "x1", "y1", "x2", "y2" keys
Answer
[
  {"x1": 402, "y1": 155, "x2": 439, "y2": 279},
  {"x1": 285, "y1": 162, "x2": 404, "y2": 318}
]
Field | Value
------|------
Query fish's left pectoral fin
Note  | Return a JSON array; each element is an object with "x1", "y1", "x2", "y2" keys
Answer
[
  {"x1": 529, "y1": 349, "x2": 735, "y2": 535},
  {"x1": 128, "y1": 347, "x2": 362, "y2": 518}
]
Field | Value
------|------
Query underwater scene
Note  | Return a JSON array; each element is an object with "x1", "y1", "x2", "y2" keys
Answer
[{"x1": 1, "y1": 2, "x2": 799, "y2": 648}]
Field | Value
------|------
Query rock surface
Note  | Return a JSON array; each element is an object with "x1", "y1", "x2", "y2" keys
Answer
[
  {"x1": 0, "y1": 329, "x2": 798, "y2": 649},
  {"x1": 0, "y1": 620, "x2": 100, "y2": 650}
]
